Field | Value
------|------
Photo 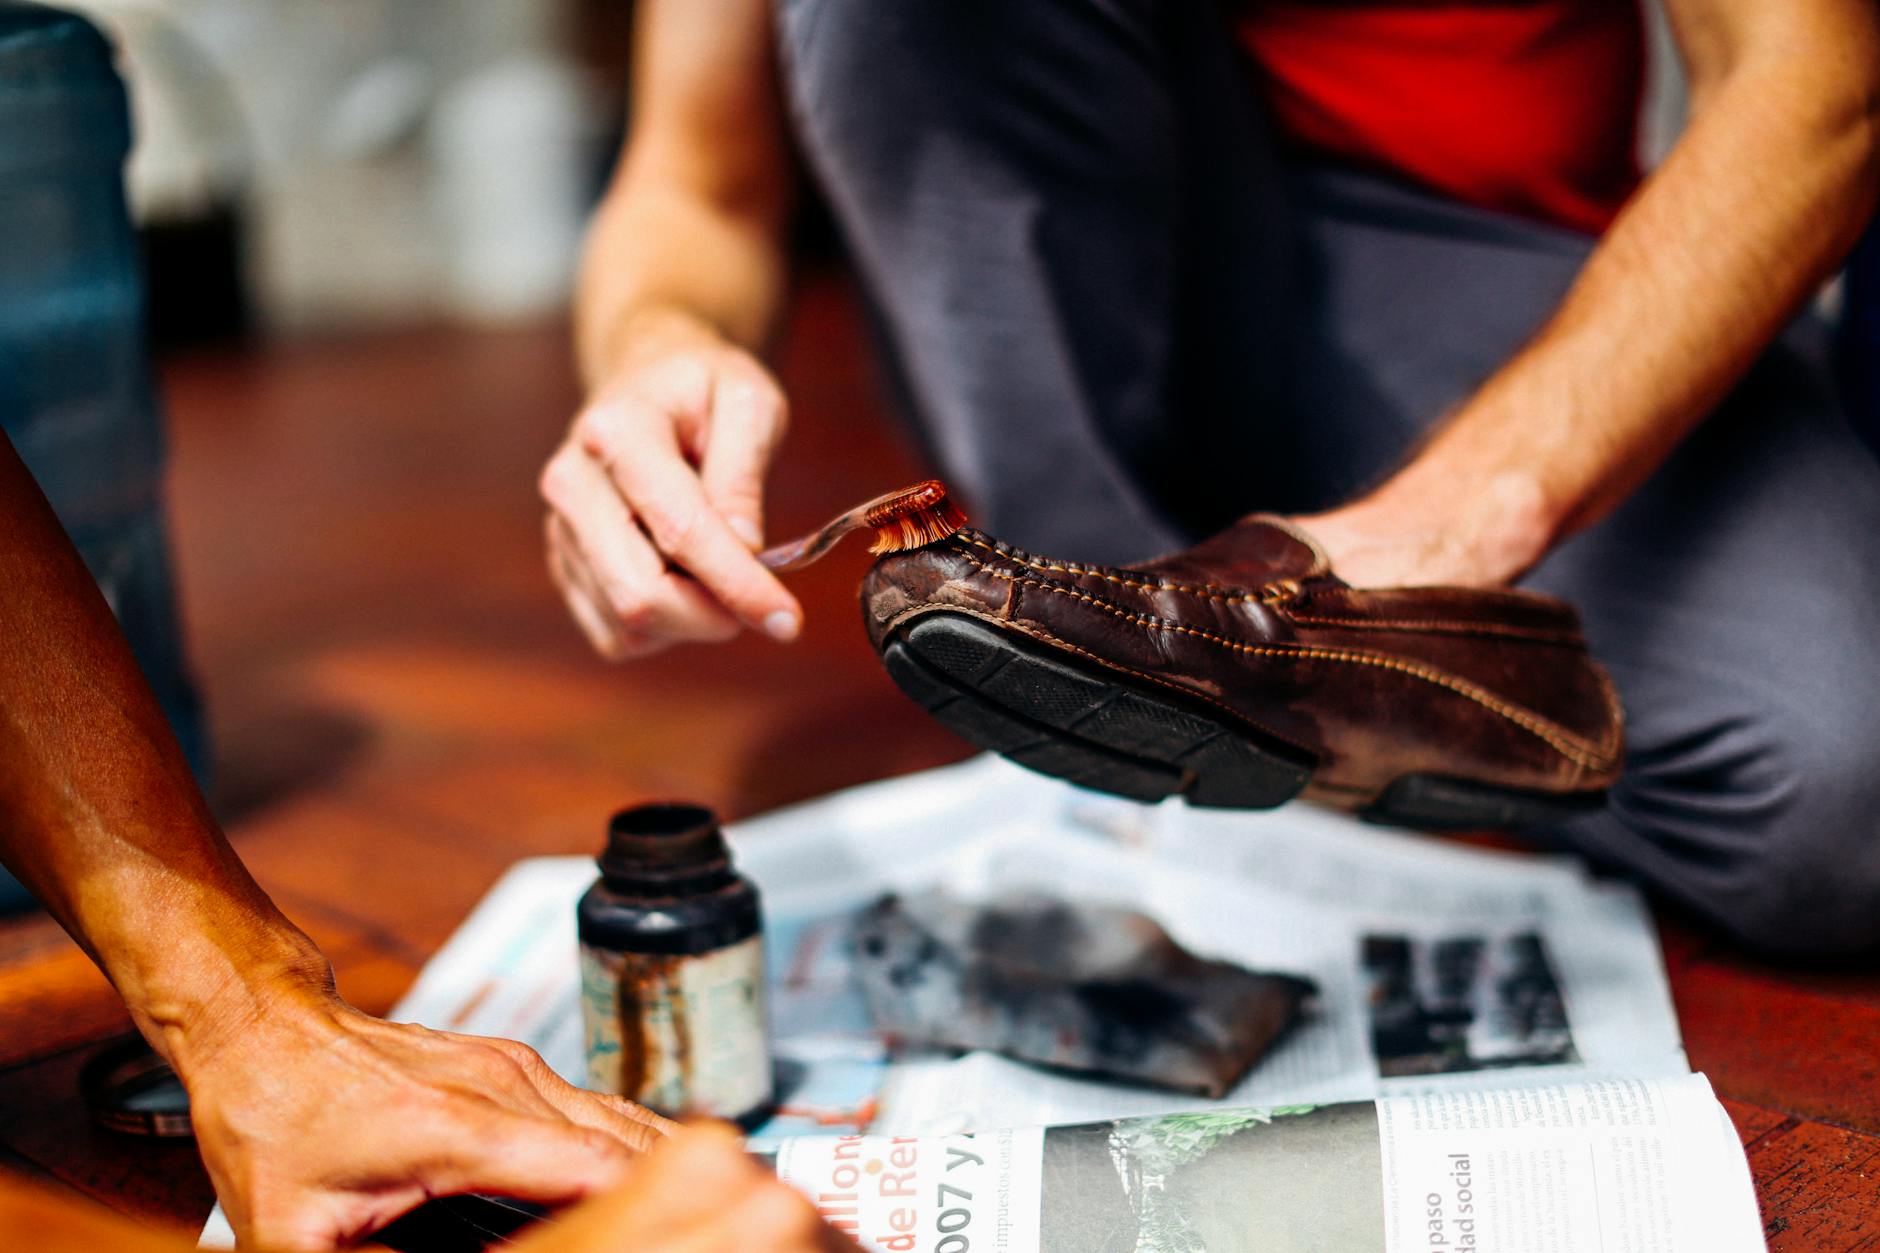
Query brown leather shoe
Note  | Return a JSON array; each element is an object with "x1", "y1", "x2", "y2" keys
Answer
[{"x1": 861, "y1": 515, "x2": 1623, "y2": 829}]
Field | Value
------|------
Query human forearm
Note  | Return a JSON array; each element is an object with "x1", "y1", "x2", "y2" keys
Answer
[
  {"x1": 575, "y1": 0, "x2": 795, "y2": 389},
  {"x1": 3, "y1": 434, "x2": 675, "y2": 1248},
  {"x1": 575, "y1": 179, "x2": 791, "y2": 389},
  {"x1": 548, "y1": 0, "x2": 804, "y2": 658},
  {"x1": 0, "y1": 434, "x2": 328, "y2": 1071},
  {"x1": 1305, "y1": 3, "x2": 1880, "y2": 587}
]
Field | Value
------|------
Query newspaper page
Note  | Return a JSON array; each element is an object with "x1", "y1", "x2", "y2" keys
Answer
[
  {"x1": 1374, "y1": 1076, "x2": 1764, "y2": 1253},
  {"x1": 769, "y1": 1074, "x2": 1761, "y2": 1253},
  {"x1": 202, "y1": 756, "x2": 1698, "y2": 1246},
  {"x1": 371, "y1": 755, "x2": 1684, "y2": 1136}
]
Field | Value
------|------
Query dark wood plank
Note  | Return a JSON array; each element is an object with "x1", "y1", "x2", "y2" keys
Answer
[
  {"x1": 0, "y1": 942, "x2": 132, "y2": 1073},
  {"x1": 1728, "y1": 1099, "x2": 1880, "y2": 1251},
  {"x1": 0, "y1": 1045, "x2": 213, "y2": 1229},
  {"x1": 1676, "y1": 957, "x2": 1880, "y2": 1136}
]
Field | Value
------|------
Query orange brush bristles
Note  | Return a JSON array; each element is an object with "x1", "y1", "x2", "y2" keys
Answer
[
  {"x1": 864, "y1": 480, "x2": 969, "y2": 554},
  {"x1": 757, "y1": 478, "x2": 971, "y2": 572}
]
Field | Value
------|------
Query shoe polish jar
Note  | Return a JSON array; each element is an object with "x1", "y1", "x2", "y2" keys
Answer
[{"x1": 577, "y1": 803, "x2": 772, "y2": 1127}]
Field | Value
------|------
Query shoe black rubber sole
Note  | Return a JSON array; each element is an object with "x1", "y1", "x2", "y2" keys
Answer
[{"x1": 880, "y1": 613, "x2": 1606, "y2": 831}]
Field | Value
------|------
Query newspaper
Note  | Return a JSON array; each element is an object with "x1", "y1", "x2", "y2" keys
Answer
[
  {"x1": 771, "y1": 1074, "x2": 1763, "y2": 1252},
  {"x1": 205, "y1": 756, "x2": 1744, "y2": 1249}
]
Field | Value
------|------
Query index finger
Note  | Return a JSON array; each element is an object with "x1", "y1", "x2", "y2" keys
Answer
[
  {"x1": 488, "y1": 1038, "x2": 678, "y2": 1152},
  {"x1": 582, "y1": 400, "x2": 801, "y2": 641},
  {"x1": 419, "y1": 1111, "x2": 635, "y2": 1205}
]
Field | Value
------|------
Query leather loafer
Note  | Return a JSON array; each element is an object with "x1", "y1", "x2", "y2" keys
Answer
[{"x1": 861, "y1": 515, "x2": 1623, "y2": 829}]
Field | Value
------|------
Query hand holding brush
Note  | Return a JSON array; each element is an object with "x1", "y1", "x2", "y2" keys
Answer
[{"x1": 543, "y1": 299, "x2": 965, "y2": 659}]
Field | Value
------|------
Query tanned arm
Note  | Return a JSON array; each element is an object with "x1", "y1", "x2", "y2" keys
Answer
[
  {"x1": 574, "y1": 0, "x2": 794, "y2": 385},
  {"x1": 1299, "y1": 0, "x2": 1880, "y2": 587},
  {"x1": 542, "y1": 0, "x2": 804, "y2": 659},
  {"x1": 0, "y1": 435, "x2": 315, "y2": 1068},
  {"x1": 0, "y1": 433, "x2": 672, "y2": 1251}
]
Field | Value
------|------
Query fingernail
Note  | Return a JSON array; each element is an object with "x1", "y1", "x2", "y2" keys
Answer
[
  {"x1": 764, "y1": 610, "x2": 801, "y2": 642},
  {"x1": 729, "y1": 517, "x2": 762, "y2": 549}
]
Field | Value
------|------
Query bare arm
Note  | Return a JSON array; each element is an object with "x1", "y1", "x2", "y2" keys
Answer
[
  {"x1": 575, "y1": 0, "x2": 794, "y2": 378},
  {"x1": 0, "y1": 434, "x2": 671, "y2": 1250},
  {"x1": 545, "y1": 0, "x2": 804, "y2": 659},
  {"x1": 1300, "y1": 0, "x2": 1880, "y2": 586},
  {"x1": 0, "y1": 434, "x2": 313, "y2": 1063}
]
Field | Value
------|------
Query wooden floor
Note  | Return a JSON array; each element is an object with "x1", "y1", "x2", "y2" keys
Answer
[{"x1": 0, "y1": 270, "x2": 1874, "y2": 1246}]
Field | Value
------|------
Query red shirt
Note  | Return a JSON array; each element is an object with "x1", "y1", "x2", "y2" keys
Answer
[{"x1": 1236, "y1": 1, "x2": 1646, "y2": 235}]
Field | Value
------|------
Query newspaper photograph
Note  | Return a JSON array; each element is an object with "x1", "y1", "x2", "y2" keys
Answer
[
  {"x1": 769, "y1": 1074, "x2": 1760, "y2": 1253},
  {"x1": 1362, "y1": 930, "x2": 1579, "y2": 1077},
  {"x1": 771, "y1": 1105, "x2": 1382, "y2": 1253}
]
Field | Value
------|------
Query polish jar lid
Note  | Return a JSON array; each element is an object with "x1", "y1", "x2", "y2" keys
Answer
[{"x1": 598, "y1": 802, "x2": 736, "y2": 896}]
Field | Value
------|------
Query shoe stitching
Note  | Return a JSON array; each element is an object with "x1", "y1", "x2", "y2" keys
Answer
[
  {"x1": 1279, "y1": 612, "x2": 1586, "y2": 644},
  {"x1": 959, "y1": 533, "x2": 1264, "y2": 603},
  {"x1": 1011, "y1": 620, "x2": 1312, "y2": 755},
  {"x1": 957, "y1": 532, "x2": 1578, "y2": 620},
  {"x1": 953, "y1": 548, "x2": 1621, "y2": 771}
]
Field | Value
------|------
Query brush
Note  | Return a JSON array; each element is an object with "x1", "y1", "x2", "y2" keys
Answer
[{"x1": 758, "y1": 479, "x2": 968, "y2": 573}]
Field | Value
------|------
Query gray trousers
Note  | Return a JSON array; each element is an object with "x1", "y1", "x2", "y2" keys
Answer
[{"x1": 777, "y1": 0, "x2": 1880, "y2": 954}]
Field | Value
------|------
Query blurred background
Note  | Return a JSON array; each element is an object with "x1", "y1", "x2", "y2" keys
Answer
[
  {"x1": 68, "y1": 0, "x2": 1875, "y2": 384},
  {"x1": 0, "y1": 0, "x2": 935, "y2": 936},
  {"x1": 71, "y1": 0, "x2": 633, "y2": 339}
]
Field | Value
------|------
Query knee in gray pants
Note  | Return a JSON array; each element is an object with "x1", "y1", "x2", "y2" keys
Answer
[
  {"x1": 1530, "y1": 338, "x2": 1880, "y2": 957},
  {"x1": 776, "y1": 0, "x2": 1180, "y2": 277},
  {"x1": 1584, "y1": 686, "x2": 1880, "y2": 957},
  {"x1": 777, "y1": 0, "x2": 1287, "y2": 558},
  {"x1": 1710, "y1": 708, "x2": 1880, "y2": 956}
]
